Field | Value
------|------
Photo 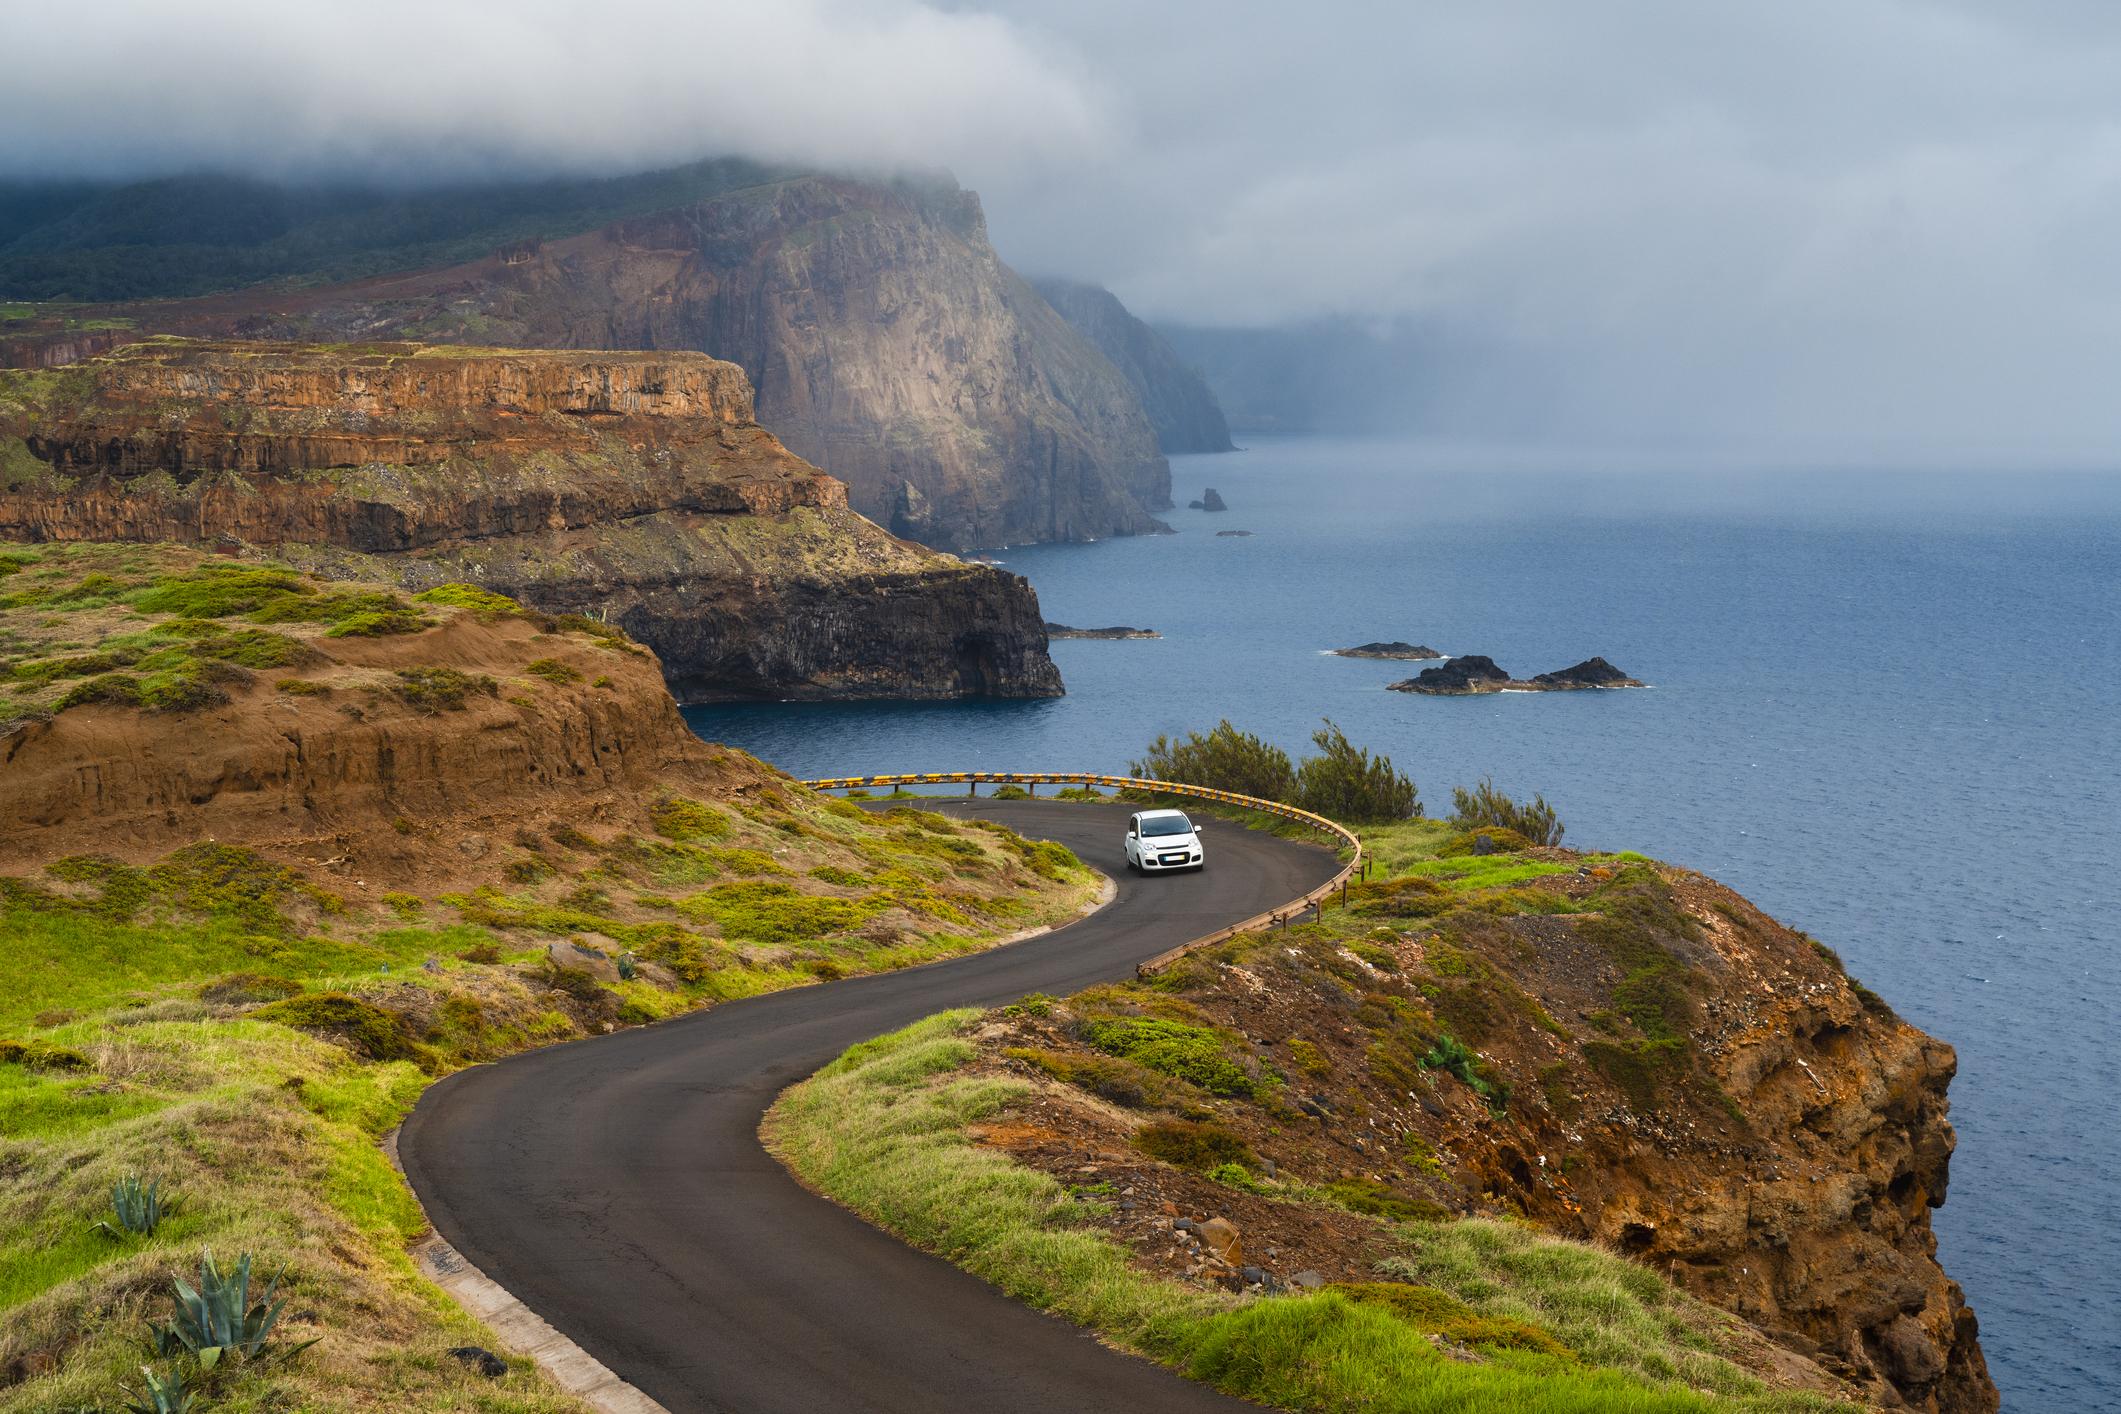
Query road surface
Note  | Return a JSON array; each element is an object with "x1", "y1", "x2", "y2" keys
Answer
[{"x1": 398, "y1": 799, "x2": 1340, "y2": 1413}]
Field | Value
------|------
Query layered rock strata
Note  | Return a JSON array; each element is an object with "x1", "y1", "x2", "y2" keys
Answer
[
  {"x1": 0, "y1": 339, "x2": 1062, "y2": 701},
  {"x1": 9, "y1": 175, "x2": 1175, "y2": 553}
]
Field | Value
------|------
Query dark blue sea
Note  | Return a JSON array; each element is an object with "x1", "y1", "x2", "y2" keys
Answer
[{"x1": 687, "y1": 438, "x2": 2121, "y2": 1411}]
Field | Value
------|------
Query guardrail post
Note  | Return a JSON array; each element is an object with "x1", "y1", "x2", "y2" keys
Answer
[{"x1": 967, "y1": 780, "x2": 976, "y2": 798}]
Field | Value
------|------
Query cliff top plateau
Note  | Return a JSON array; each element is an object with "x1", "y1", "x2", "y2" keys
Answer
[{"x1": 0, "y1": 338, "x2": 1062, "y2": 701}]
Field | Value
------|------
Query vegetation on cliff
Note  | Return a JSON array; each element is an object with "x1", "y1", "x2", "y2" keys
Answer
[
  {"x1": 0, "y1": 549, "x2": 1095, "y2": 1412},
  {"x1": 770, "y1": 778, "x2": 1989, "y2": 1412}
]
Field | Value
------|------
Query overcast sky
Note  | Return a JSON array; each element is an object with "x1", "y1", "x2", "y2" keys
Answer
[{"x1": 9, "y1": 0, "x2": 2121, "y2": 460}]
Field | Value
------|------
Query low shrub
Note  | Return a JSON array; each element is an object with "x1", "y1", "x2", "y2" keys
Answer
[
  {"x1": 411, "y1": 582, "x2": 521, "y2": 615},
  {"x1": 1006, "y1": 1046, "x2": 1189, "y2": 1110},
  {"x1": 1134, "y1": 1118, "x2": 1254, "y2": 1171},
  {"x1": 0, "y1": 1038, "x2": 91, "y2": 1069},
  {"x1": 198, "y1": 972, "x2": 304, "y2": 1006},
  {"x1": 525, "y1": 657, "x2": 581, "y2": 685},
  {"x1": 1078, "y1": 1016, "x2": 1257, "y2": 1097},
  {"x1": 1333, "y1": 1282, "x2": 1573, "y2": 1359},
  {"x1": 393, "y1": 666, "x2": 497, "y2": 714},
  {"x1": 1321, "y1": 1181, "x2": 1453, "y2": 1223},
  {"x1": 252, "y1": 992, "x2": 424, "y2": 1063},
  {"x1": 650, "y1": 794, "x2": 730, "y2": 842},
  {"x1": 1450, "y1": 777, "x2": 1565, "y2": 846}
]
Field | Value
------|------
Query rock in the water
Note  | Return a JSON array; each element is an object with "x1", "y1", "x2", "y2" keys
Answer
[
  {"x1": 1044, "y1": 623, "x2": 1161, "y2": 640},
  {"x1": 1333, "y1": 641, "x2": 1442, "y2": 661},
  {"x1": 447, "y1": 1346, "x2": 507, "y2": 1378},
  {"x1": 1186, "y1": 487, "x2": 1229, "y2": 512},
  {"x1": 1529, "y1": 656, "x2": 1645, "y2": 689},
  {"x1": 1389, "y1": 653, "x2": 1645, "y2": 695},
  {"x1": 1390, "y1": 655, "x2": 1513, "y2": 695},
  {"x1": 1215, "y1": 529, "x2": 1253, "y2": 537}
]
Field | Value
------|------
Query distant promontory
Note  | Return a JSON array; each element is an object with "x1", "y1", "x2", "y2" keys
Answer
[{"x1": 1390, "y1": 655, "x2": 1645, "y2": 695}]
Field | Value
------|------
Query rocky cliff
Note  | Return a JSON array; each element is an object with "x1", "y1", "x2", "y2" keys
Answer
[
  {"x1": 1030, "y1": 277, "x2": 1234, "y2": 454},
  {"x1": 975, "y1": 840, "x2": 1996, "y2": 1411},
  {"x1": 0, "y1": 339, "x2": 1061, "y2": 701},
  {"x1": 8, "y1": 174, "x2": 1175, "y2": 553}
]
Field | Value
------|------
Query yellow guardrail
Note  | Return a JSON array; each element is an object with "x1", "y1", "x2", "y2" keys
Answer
[{"x1": 798, "y1": 772, "x2": 1369, "y2": 977}]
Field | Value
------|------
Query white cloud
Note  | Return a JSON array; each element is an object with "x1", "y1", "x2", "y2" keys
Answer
[{"x1": 0, "y1": 0, "x2": 1111, "y2": 181}]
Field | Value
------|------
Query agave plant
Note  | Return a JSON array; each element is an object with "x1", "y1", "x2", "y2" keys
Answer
[
  {"x1": 120, "y1": 1364, "x2": 195, "y2": 1414},
  {"x1": 149, "y1": 1250, "x2": 316, "y2": 1367},
  {"x1": 616, "y1": 950, "x2": 638, "y2": 981},
  {"x1": 95, "y1": 1175, "x2": 172, "y2": 1239}
]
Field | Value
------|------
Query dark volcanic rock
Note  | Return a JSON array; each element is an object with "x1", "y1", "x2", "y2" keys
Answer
[
  {"x1": 0, "y1": 341, "x2": 1063, "y2": 702},
  {"x1": 1215, "y1": 530, "x2": 1253, "y2": 537},
  {"x1": 1030, "y1": 277, "x2": 1235, "y2": 454},
  {"x1": 1530, "y1": 656, "x2": 1645, "y2": 689},
  {"x1": 1390, "y1": 654, "x2": 1646, "y2": 696},
  {"x1": 1045, "y1": 624, "x2": 1160, "y2": 640},
  {"x1": 1333, "y1": 641, "x2": 1442, "y2": 661},
  {"x1": 1187, "y1": 488, "x2": 1229, "y2": 512},
  {"x1": 1390, "y1": 655, "x2": 1512, "y2": 694}
]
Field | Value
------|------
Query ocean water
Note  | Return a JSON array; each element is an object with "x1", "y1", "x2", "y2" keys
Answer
[{"x1": 686, "y1": 438, "x2": 2121, "y2": 1411}]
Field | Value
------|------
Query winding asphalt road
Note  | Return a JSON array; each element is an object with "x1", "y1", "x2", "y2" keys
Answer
[{"x1": 398, "y1": 800, "x2": 1341, "y2": 1413}]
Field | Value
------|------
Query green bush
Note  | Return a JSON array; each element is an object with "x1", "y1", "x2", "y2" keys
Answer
[
  {"x1": 1131, "y1": 720, "x2": 1295, "y2": 801},
  {"x1": 1078, "y1": 1016, "x2": 1256, "y2": 1097},
  {"x1": 650, "y1": 794, "x2": 730, "y2": 842},
  {"x1": 1333, "y1": 1282, "x2": 1571, "y2": 1358},
  {"x1": 1134, "y1": 1118, "x2": 1254, "y2": 1171},
  {"x1": 393, "y1": 666, "x2": 496, "y2": 713},
  {"x1": 1450, "y1": 778, "x2": 1564, "y2": 846},
  {"x1": 525, "y1": 657, "x2": 581, "y2": 685},
  {"x1": 252, "y1": 992, "x2": 423, "y2": 1063},
  {"x1": 1293, "y1": 720, "x2": 1419, "y2": 822},
  {"x1": 1320, "y1": 1181, "x2": 1453, "y2": 1223},
  {"x1": 198, "y1": 972, "x2": 304, "y2": 1006},
  {"x1": 1006, "y1": 1046, "x2": 1189, "y2": 1110},
  {"x1": 411, "y1": 582, "x2": 521, "y2": 614}
]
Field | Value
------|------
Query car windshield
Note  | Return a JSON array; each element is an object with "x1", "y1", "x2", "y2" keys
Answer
[{"x1": 1141, "y1": 815, "x2": 1193, "y2": 837}]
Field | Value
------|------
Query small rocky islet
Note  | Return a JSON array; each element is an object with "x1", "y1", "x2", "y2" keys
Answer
[
  {"x1": 1389, "y1": 654, "x2": 1645, "y2": 695},
  {"x1": 1331, "y1": 641, "x2": 1442, "y2": 661}
]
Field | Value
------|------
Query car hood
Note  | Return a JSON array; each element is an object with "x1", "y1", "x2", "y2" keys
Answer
[{"x1": 1143, "y1": 832, "x2": 1200, "y2": 848}]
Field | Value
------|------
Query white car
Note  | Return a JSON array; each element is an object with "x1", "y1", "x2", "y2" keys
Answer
[{"x1": 1124, "y1": 809, "x2": 1205, "y2": 873}]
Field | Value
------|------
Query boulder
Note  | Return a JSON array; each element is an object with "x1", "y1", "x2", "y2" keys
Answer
[
  {"x1": 1198, "y1": 1216, "x2": 1243, "y2": 1266},
  {"x1": 545, "y1": 942, "x2": 621, "y2": 983}
]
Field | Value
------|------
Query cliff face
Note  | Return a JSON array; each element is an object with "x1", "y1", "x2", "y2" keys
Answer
[
  {"x1": 12, "y1": 175, "x2": 1175, "y2": 553},
  {"x1": 1030, "y1": 277, "x2": 1234, "y2": 454},
  {"x1": 0, "y1": 340, "x2": 1061, "y2": 701},
  {"x1": 1012, "y1": 848, "x2": 1996, "y2": 1411}
]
